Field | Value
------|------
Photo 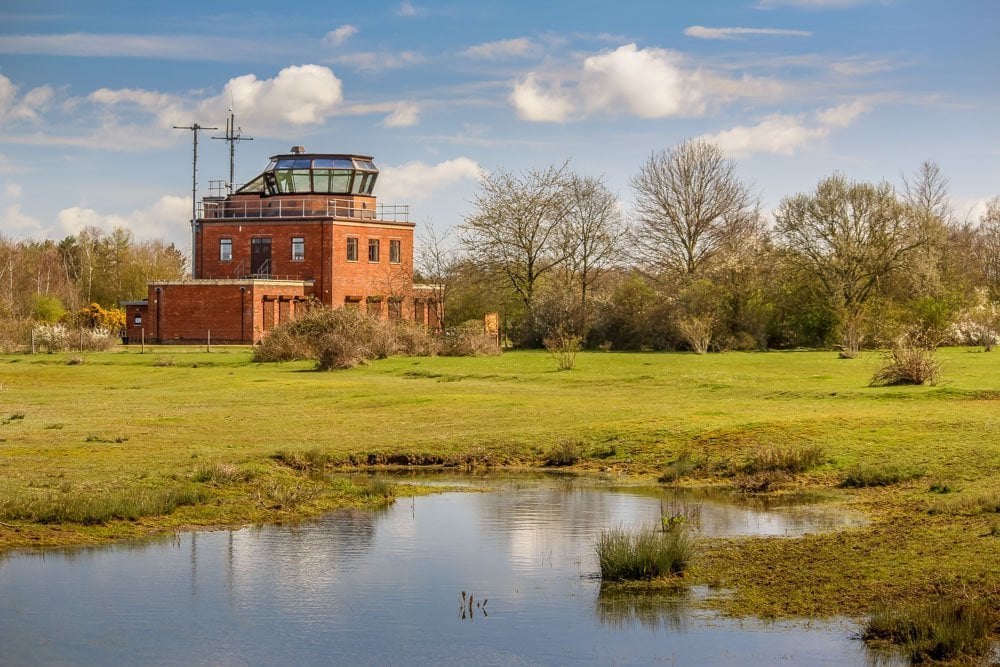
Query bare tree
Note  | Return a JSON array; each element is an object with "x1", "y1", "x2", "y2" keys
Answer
[
  {"x1": 631, "y1": 140, "x2": 758, "y2": 277},
  {"x1": 560, "y1": 174, "x2": 626, "y2": 332},
  {"x1": 902, "y1": 160, "x2": 952, "y2": 223},
  {"x1": 459, "y1": 163, "x2": 572, "y2": 313},
  {"x1": 775, "y1": 174, "x2": 927, "y2": 355},
  {"x1": 415, "y1": 225, "x2": 455, "y2": 328},
  {"x1": 977, "y1": 197, "x2": 1000, "y2": 299}
]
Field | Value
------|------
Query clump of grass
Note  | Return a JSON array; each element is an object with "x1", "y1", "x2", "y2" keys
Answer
[
  {"x1": 252, "y1": 478, "x2": 319, "y2": 509},
  {"x1": 151, "y1": 356, "x2": 174, "y2": 367},
  {"x1": 658, "y1": 450, "x2": 700, "y2": 483},
  {"x1": 870, "y1": 342, "x2": 941, "y2": 386},
  {"x1": 84, "y1": 434, "x2": 128, "y2": 444},
  {"x1": 927, "y1": 480, "x2": 956, "y2": 494},
  {"x1": 0, "y1": 485, "x2": 207, "y2": 525},
  {"x1": 44, "y1": 423, "x2": 64, "y2": 430},
  {"x1": 839, "y1": 464, "x2": 923, "y2": 488},
  {"x1": 596, "y1": 526, "x2": 693, "y2": 581},
  {"x1": 929, "y1": 492, "x2": 1000, "y2": 516},
  {"x1": 742, "y1": 445, "x2": 825, "y2": 475},
  {"x1": 543, "y1": 440, "x2": 582, "y2": 466},
  {"x1": 273, "y1": 448, "x2": 333, "y2": 472},
  {"x1": 358, "y1": 477, "x2": 396, "y2": 501},
  {"x1": 732, "y1": 470, "x2": 789, "y2": 493},
  {"x1": 66, "y1": 355, "x2": 85, "y2": 366},
  {"x1": 191, "y1": 461, "x2": 262, "y2": 485},
  {"x1": 862, "y1": 598, "x2": 994, "y2": 664}
]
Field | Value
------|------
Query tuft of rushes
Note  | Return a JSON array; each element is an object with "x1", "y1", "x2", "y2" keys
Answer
[
  {"x1": 0, "y1": 485, "x2": 207, "y2": 525},
  {"x1": 839, "y1": 464, "x2": 922, "y2": 488},
  {"x1": 596, "y1": 526, "x2": 693, "y2": 581},
  {"x1": 863, "y1": 598, "x2": 993, "y2": 664}
]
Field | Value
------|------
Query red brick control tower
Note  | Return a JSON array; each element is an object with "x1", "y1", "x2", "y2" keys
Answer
[{"x1": 122, "y1": 147, "x2": 440, "y2": 344}]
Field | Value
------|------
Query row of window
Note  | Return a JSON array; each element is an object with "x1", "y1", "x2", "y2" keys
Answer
[{"x1": 218, "y1": 237, "x2": 401, "y2": 263}]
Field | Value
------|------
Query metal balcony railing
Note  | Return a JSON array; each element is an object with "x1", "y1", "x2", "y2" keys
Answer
[{"x1": 200, "y1": 197, "x2": 409, "y2": 223}]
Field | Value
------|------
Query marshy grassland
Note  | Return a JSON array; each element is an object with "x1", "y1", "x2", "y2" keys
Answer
[{"x1": 1, "y1": 346, "x2": 998, "y2": 625}]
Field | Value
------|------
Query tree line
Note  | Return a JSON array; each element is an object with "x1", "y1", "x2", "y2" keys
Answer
[
  {"x1": 429, "y1": 140, "x2": 1000, "y2": 353},
  {"x1": 0, "y1": 227, "x2": 185, "y2": 345}
]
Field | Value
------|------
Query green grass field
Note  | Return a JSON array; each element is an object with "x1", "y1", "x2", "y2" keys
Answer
[{"x1": 1, "y1": 346, "x2": 998, "y2": 621}]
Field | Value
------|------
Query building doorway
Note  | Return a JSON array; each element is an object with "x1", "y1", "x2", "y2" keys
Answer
[{"x1": 251, "y1": 238, "x2": 271, "y2": 276}]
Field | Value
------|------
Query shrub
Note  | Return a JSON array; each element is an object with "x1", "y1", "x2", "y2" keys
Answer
[
  {"x1": 441, "y1": 320, "x2": 500, "y2": 357},
  {"x1": 596, "y1": 526, "x2": 693, "y2": 581},
  {"x1": 543, "y1": 440, "x2": 582, "y2": 466},
  {"x1": 543, "y1": 329, "x2": 582, "y2": 370},
  {"x1": 357, "y1": 477, "x2": 396, "y2": 501},
  {"x1": 863, "y1": 599, "x2": 993, "y2": 664},
  {"x1": 871, "y1": 337, "x2": 941, "y2": 386},
  {"x1": 658, "y1": 450, "x2": 700, "y2": 483},
  {"x1": 839, "y1": 464, "x2": 922, "y2": 488},
  {"x1": 31, "y1": 324, "x2": 118, "y2": 353}
]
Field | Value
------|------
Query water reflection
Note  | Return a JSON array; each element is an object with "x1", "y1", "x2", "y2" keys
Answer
[{"x1": 0, "y1": 476, "x2": 899, "y2": 666}]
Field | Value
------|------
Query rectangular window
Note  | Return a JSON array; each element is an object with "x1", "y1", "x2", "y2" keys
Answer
[
  {"x1": 291, "y1": 237, "x2": 305, "y2": 261},
  {"x1": 366, "y1": 297, "x2": 382, "y2": 317},
  {"x1": 413, "y1": 300, "x2": 425, "y2": 324},
  {"x1": 388, "y1": 298, "x2": 402, "y2": 320},
  {"x1": 389, "y1": 239, "x2": 401, "y2": 264},
  {"x1": 368, "y1": 238, "x2": 380, "y2": 262},
  {"x1": 346, "y1": 237, "x2": 358, "y2": 262},
  {"x1": 220, "y1": 238, "x2": 233, "y2": 261},
  {"x1": 344, "y1": 297, "x2": 361, "y2": 309}
]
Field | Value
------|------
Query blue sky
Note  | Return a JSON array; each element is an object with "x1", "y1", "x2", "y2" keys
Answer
[{"x1": 1, "y1": 0, "x2": 998, "y2": 254}]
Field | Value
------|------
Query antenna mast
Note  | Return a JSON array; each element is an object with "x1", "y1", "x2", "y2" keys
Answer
[
  {"x1": 213, "y1": 109, "x2": 254, "y2": 193},
  {"x1": 174, "y1": 122, "x2": 218, "y2": 278}
]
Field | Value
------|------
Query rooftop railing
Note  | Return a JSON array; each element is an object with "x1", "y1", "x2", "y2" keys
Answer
[{"x1": 200, "y1": 197, "x2": 410, "y2": 223}]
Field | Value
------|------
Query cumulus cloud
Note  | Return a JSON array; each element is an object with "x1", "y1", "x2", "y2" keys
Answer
[
  {"x1": 0, "y1": 182, "x2": 44, "y2": 237},
  {"x1": 697, "y1": 100, "x2": 871, "y2": 157},
  {"x1": 383, "y1": 102, "x2": 420, "y2": 127},
  {"x1": 0, "y1": 74, "x2": 54, "y2": 124},
  {"x1": 684, "y1": 26, "x2": 812, "y2": 39},
  {"x1": 510, "y1": 73, "x2": 575, "y2": 122},
  {"x1": 56, "y1": 195, "x2": 191, "y2": 246},
  {"x1": 512, "y1": 44, "x2": 722, "y2": 122},
  {"x1": 376, "y1": 158, "x2": 484, "y2": 202},
  {"x1": 461, "y1": 37, "x2": 541, "y2": 60},
  {"x1": 204, "y1": 65, "x2": 343, "y2": 127},
  {"x1": 324, "y1": 25, "x2": 358, "y2": 46}
]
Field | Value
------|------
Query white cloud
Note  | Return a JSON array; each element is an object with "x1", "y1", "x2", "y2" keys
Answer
[
  {"x1": 395, "y1": 1, "x2": 424, "y2": 17},
  {"x1": 204, "y1": 65, "x2": 343, "y2": 128},
  {"x1": 324, "y1": 25, "x2": 358, "y2": 47},
  {"x1": 684, "y1": 26, "x2": 813, "y2": 40},
  {"x1": 0, "y1": 74, "x2": 54, "y2": 124},
  {"x1": 461, "y1": 37, "x2": 541, "y2": 60},
  {"x1": 698, "y1": 100, "x2": 871, "y2": 157},
  {"x1": 4, "y1": 183, "x2": 22, "y2": 198},
  {"x1": 56, "y1": 195, "x2": 191, "y2": 246},
  {"x1": 510, "y1": 73, "x2": 575, "y2": 122},
  {"x1": 0, "y1": 33, "x2": 274, "y2": 61},
  {"x1": 815, "y1": 100, "x2": 869, "y2": 127},
  {"x1": 0, "y1": 203, "x2": 44, "y2": 238},
  {"x1": 376, "y1": 158, "x2": 484, "y2": 202},
  {"x1": 330, "y1": 50, "x2": 426, "y2": 72},
  {"x1": 383, "y1": 102, "x2": 420, "y2": 127}
]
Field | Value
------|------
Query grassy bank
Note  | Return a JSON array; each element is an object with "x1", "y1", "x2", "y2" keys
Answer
[{"x1": 1, "y1": 345, "x2": 998, "y2": 625}]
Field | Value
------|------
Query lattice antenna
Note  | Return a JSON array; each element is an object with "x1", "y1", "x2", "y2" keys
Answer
[
  {"x1": 213, "y1": 108, "x2": 254, "y2": 193},
  {"x1": 174, "y1": 122, "x2": 218, "y2": 277}
]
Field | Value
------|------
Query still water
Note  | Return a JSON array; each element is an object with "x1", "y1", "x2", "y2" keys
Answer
[{"x1": 0, "y1": 476, "x2": 898, "y2": 666}]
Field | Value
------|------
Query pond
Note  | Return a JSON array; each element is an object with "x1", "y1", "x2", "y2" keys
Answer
[{"x1": 0, "y1": 475, "x2": 901, "y2": 666}]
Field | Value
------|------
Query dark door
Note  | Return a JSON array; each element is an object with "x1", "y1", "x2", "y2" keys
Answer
[{"x1": 251, "y1": 238, "x2": 271, "y2": 276}]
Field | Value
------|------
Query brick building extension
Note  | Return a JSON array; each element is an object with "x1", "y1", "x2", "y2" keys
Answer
[{"x1": 123, "y1": 148, "x2": 440, "y2": 344}]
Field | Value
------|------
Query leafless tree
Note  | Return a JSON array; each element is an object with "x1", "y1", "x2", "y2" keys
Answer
[
  {"x1": 977, "y1": 197, "x2": 1000, "y2": 299},
  {"x1": 560, "y1": 174, "x2": 626, "y2": 332},
  {"x1": 775, "y1": 174, "x2": 927, "y2": 355},
  {"x1": 459, "y1": 162, "x2": 572, "y2": 313},
  {"x1": 415, "y1": 225, "x2": 455, "y2": 328},
  {"x1": 631, "y1": 140, "x2": 758, "y2": 278}
]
